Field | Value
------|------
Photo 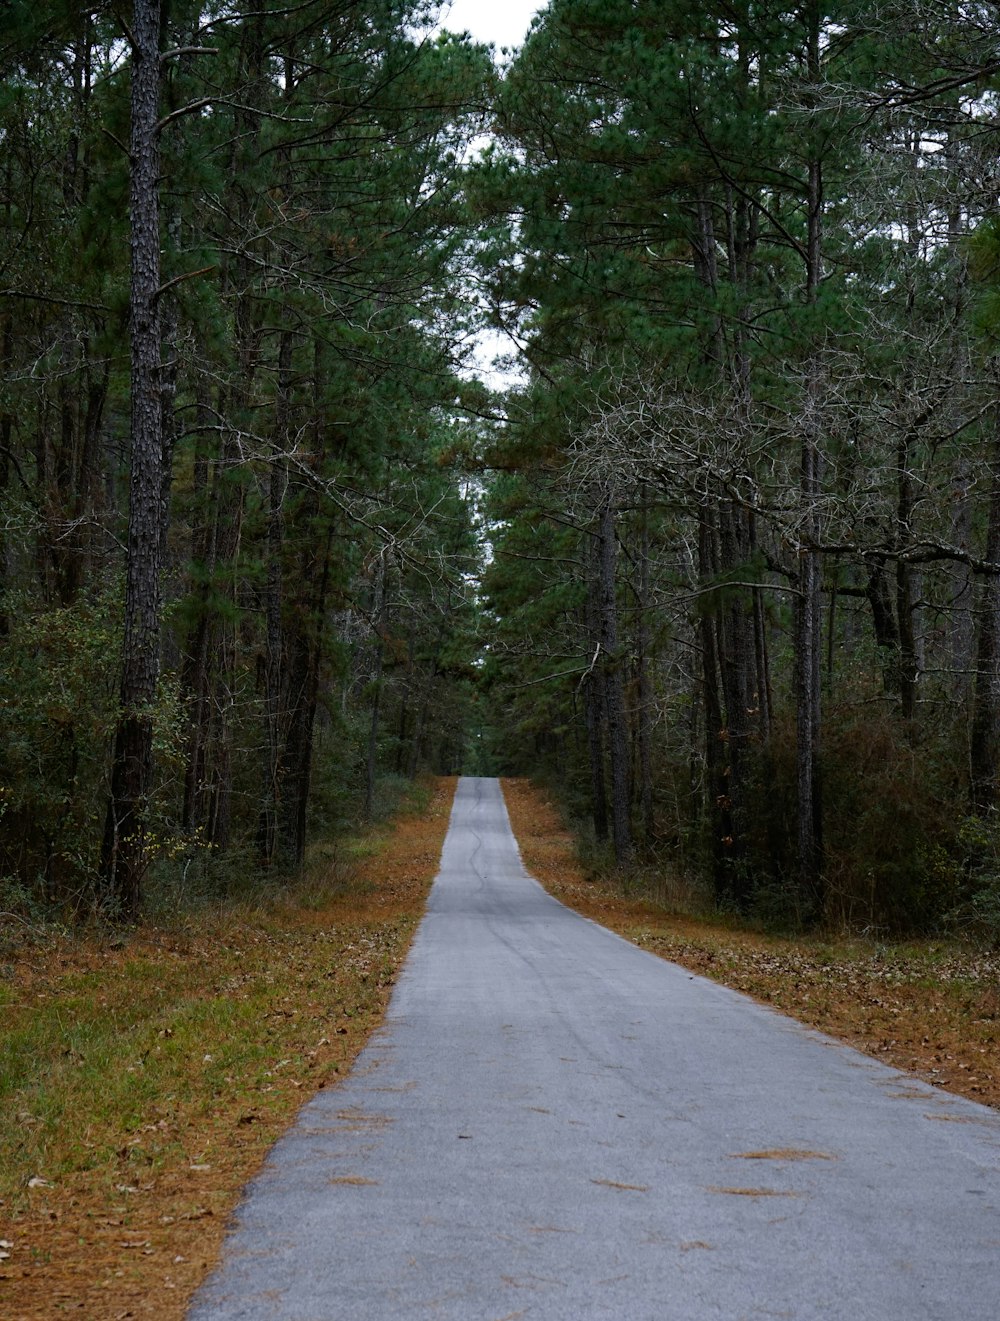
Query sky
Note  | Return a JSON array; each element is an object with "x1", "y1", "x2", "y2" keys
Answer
[
  {"x1": 431, "y1": 2, "x2": 545, "y2": 388},
  {"x1": 436, "y1": 0, "x2": 545, "y2": 57}
]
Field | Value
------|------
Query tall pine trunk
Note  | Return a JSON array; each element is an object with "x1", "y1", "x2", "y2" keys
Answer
[
  {"x1": 99, "y1": 2, "x2": 161, "y2": 919},
  {"x1": 584, "y1": 531, "x2": 609, "y2": 842},
  {"x1": 599, "y1": 495, "x2": 632, "y2": 867},
  {"x1": 99, "y1": 0, "x2": 162, "y2": 919},
  {"x1": 717, "y1": 501, "x2": 756, "y2": 910},
  {"x1": 277, "y1": 522, "x2": 333, "y2": 866},
  {"x1": 699, "y1": 532, "x2": 730, "y2": 904},
  {"x1": 896, "y1": 432, "x2": 918, "y2": 721},
  {"x1": 795, "y1": 28, "x2": 825, "y2": 918},
  {"x1": 950, "y1": 461, "x2": 975, "y2": 703},
  {"x1": 970, "y1": 433, "x2": 1000, "y2": 816},
  {"x1": 364, "y1": 554, "x2": 388, "y2": 823},
  {"x1": 635, "y1": 490, "x2": 654, "y2": 843},
  {"x1": 258, "y1": 329, "x2": 292, "y2": 865},
  {"x1": 795, "y1": 401, "x2": 824, "y2": 916}
]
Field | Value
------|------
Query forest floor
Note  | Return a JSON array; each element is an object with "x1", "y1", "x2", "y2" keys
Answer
[
  {"x1": 501, "y1": 778, "x2": 1000, "y2": 1114},
  {"x1": 0, "y1": 776, "x2": 456, "y2": 1320}
]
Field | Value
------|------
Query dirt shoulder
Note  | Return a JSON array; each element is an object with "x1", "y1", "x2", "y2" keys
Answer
[
  {"x1": 0, "y1": 777, "x2": 455, "y2": 1320},
  {"x1": 501, "y1": 777, "x2": 1000, "y2": 1112}
]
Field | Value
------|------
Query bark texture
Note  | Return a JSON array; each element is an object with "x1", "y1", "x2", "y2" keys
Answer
[{"x1": 99, "y1": 0, "x2": 162, "y2": 919}]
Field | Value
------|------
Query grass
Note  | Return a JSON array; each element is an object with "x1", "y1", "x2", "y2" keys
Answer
[
  {"x1": 500, "y1": 777, "x2": 1000, "y2": 1112},
  {"x1": 0, "y1": 775, "x2": 456, "y2": 1319}
]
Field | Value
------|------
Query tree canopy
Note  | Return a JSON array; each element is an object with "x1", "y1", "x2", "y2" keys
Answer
[{"x1": 2, "y1": 0, "x2": 1000, "y2": 934}]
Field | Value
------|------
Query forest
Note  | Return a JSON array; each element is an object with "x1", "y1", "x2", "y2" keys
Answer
[{"x1": 2, "y1": 0, "x2": 1000, "y2": 937}]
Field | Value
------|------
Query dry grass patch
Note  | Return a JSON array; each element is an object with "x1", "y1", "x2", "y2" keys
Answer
[
  {"x1": 501, "y1": 777, "x2": 1000, "y2": 1112},
  {"x1": 0, "y1": 776, "x2": 455, "y2": 1319}
]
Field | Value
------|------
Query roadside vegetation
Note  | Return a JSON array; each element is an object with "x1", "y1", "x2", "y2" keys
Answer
[
  {"x1": 476, "y1": 2, "x2": 1000, "y2": 941},
  {"x1": 0, "y1": 777, "x2": 456, "y2": 1320},
  {"x1": 502, "y1": 778, "x2": 1000, "y2": 1113}
]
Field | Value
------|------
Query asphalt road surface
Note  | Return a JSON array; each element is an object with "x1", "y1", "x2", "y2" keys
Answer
[{"x1": 190, "y1": 776, "x2": 1000, "y2": 1320}]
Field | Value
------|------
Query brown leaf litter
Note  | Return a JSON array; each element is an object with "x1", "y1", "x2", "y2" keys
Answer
[
  {"x1": 500, "y1": 777, "x2": 1000, "y2": 1115},
  {"x1": 0, "y1": 777, "x2": 456, "y2": 1320}
]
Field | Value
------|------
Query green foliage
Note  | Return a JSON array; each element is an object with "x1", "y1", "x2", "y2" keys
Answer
[
  {"x1": 0, "y1": 591, "x2": 118, "y2": 908},
  {"x1": 934, "y1": 815, "x2": 1000, "y2": 945},
  {"x1": 0, "y1": 588, "x2": 195, "y2": 916},
  {"x1": 704, "y1": 707, "x2": 972, "y2": 936},
  {"x1": 820, "y1": 713, "x2": 968, "y2": 935},
  {"x1": 968, "y1": 217, "x2": 1000, "y2": 342},
  {"x1": 465, "y1": 0, "x2": 1000, "y2": 940},
  {"x1": 0, "y1": 0, "x2": 493, "y2": 918},
  {"x1": 4, "y1": 0, "x2": 1000, "y2": 939}
]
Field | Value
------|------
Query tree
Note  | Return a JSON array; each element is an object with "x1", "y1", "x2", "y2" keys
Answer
[
  {"x1": 476, "y1": 0, "x2": 1000, "y2": 931},
  {"x1": 0, "y1": 1, "x2": 492, "y2": 918},
  {"x1": 98, "y1": 0, "x2": 165, "y2": 919}
]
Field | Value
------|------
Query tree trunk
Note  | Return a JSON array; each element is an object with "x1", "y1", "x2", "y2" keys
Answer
[
  {"x1": 748, "y1": 513, "x2": 772, "y2": 741},
  {"x1": 584, "y1": 667, "x2": 609, "y2": 844},
  {"x1": 698, "y1": 513, "x2": 730, "y2": 904},
  {"x1": 181, "y1": 378, "x2": 216, "y2": 834},
  {"x1": 364, "y1": 554, "x2": 388, "y2": 823},
  {"x1": 99, "y1": 0, "x2": 162, "y2": 920},
  {"x1": 716, "y1": 502, "x2": 756, "y2": 910},
  {"x1": 950, "y1": 460, "x2": 975, "y2": 703},
  {"x1": 866, "y1": 561, "x2": 901, "y2": 694},
  {"x1": 635, "y1": 490, "x2": 654, "y2": 843},
  {"x1": 896, "y1": 433, "x2": 918, "y2": 721},
  {"x1": 258, "y1": 329, "x2": 291, "y2": 865},
  {"x1": 794, "y1": 39, "x2": 825, "y2": 919},
  {"x1": 970, "y1": 435, "x2": 1000, "y2": 816},
  {"x1": 158, "y1": 205, "x2": 181, "y2": 567},
  {"x1": 277, "y1": 524, "x2": 333, "y2": 865},
  {"x1": 0, "y1": 302, "x2": 12, "y2": 633},
  {"x1": 794, "y1": 452, "x2": 823, "y2": 916},
  {"x1": 599, "y1": 496, "x2": 632, "y2": 867},
  {"x1": 584, "y1": 531, "x2": 609, "y2": 843}
]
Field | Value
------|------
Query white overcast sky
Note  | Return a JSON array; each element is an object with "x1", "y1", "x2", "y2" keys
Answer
[
  {"x1": 431, "y1": 2, "x2": 545, "y2": 388},
  {"x1": 436, "y1": 0, "x2": 544, "y2": 57}
]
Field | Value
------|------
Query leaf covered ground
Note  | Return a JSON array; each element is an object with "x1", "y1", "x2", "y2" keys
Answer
[
  {"x1": 501, "y1": 778, "x2": 1000, "y2": 1111},
  {"x1": 0, "y1": 777, "x2": 456, "y2": 1319}
]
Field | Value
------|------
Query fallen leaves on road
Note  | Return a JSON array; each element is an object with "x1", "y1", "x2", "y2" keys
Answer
[
  {"x1": 590, "y1": 1178, "x2": 649, "y2": 1192},
  {"x1": 731, "y1": 1149, "x2": 835, "y2": 1161},
  {"x1": 706, "y1": 1186, "x2": 799, "y2": 1198}
]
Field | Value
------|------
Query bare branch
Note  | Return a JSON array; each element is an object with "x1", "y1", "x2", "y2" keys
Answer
[
  {"x1": 160, "y1": 46, "x2": 219, "y2": 63},
  {"x1": 155, "y1": 97, "x2": 214, "y2": 135},
  {"x1": 153, "y1": 265, "x2": 217, "y2": 302},
  {"x1": 0, "y1": 288, "x2": 109, "y2": 313}
]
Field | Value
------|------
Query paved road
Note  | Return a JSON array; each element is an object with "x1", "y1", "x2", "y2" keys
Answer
[{"x1": 190, "y1": 776, "x2": 1000, "y2": 1320}]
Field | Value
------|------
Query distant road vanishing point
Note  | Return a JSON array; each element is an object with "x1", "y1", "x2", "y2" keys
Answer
[{"x1": 190, "y1": 776, "x2": 1000, "y2": 1320}]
